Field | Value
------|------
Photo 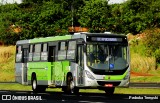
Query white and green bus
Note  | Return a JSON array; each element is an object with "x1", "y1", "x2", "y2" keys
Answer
[{"x1": 15, "y1": 32, "x2": 130, "y2": 94}]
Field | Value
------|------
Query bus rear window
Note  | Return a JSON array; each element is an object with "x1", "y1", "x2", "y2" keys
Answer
[{"x1": 16, "y1": 46, "x2": 22, "y2": 62}]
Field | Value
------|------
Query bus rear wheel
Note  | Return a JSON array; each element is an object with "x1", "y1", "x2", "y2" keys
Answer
[
  {"x1": 31, "y1": 76, "x2": 46, "y2": 93},
  {"x1": 104, "y1": 87, "x2": 115, "y2": 95},
  {"x1": 65, "y1": 75, "x2": 79, "y2": 94}
]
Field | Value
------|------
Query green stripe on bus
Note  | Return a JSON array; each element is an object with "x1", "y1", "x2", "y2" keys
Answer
[
  {"x1": 104, "y1": 70, "x2": 128, "y2": 80},
  {"x1": 30, "y1": 35, "x2": 72, "y2": 43}
]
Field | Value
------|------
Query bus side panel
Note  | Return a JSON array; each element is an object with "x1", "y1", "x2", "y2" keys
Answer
[
  {"x1": 68, "y1": 62, "x2": 85, "y2": 87},
  {"x1": 15, "y1": 63, "x2": 23, "y2": 84},
  {"x1": 62, "y1": 61, "x2": 70, "y2": 86},
  {"x1": 70, "y1": 62, "x2": 79, "y2": 86},
  {"x1": 27, "y1": 62, "x2": 49, "y2": 85},
  {"x1": 53, "y1": 61, "x2": 69, "y2": 86}
]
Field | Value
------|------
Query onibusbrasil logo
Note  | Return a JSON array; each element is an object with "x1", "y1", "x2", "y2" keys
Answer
[{"x1": 1, "y1": 95, "x2": 43, "y2": 101}]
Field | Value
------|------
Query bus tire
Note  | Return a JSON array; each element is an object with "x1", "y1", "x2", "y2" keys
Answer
[
  {"x1": 31, "y1": 75, "x2": 38, "y2": 93},
  {"x1": 104, "y1": 87, "x2": 115, "y2": 95},
  {"x1": 31, "y1": 75, "x2": 46, "y2": 93},
  {"x1": 65, "y1": 75, "x2": 79, "y2": 94}
]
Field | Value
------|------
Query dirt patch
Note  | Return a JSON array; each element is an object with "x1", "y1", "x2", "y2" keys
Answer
[{"x1": 131, "y1": 71, "x2": 154, "y2": 76}]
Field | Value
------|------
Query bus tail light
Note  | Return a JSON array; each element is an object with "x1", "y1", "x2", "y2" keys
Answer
[
  {"x1": 104, "y1": 84, "x2": 113, "y2": 87},
  {"x1": 85, "y1": 70, "x2": 95, "y2": 80}
]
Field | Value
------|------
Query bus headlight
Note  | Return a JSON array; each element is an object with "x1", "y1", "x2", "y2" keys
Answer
[{"x1": 85, "y1": 70, "x2": 95, "y2": 80}]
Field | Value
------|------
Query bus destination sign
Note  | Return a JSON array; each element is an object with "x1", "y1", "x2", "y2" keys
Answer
[{"x1": 91, "y1": 37, "x2": 123, "y2": 42}]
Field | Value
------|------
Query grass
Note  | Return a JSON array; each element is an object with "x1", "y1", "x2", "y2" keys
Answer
[
  {"x1": 0, "y1": 83, "x2": 160, "y2": 94},
  {"x1": 130, "y1": 43, "x2": 157, "y2": 73},
  {"x1": 130, "y1": 44, "x2": 160, "y2": 82},
  {"x1": 131, "y1": 53, "x2": 156, "y2": 73},
  {"x1": 0, "y1": 46, "x2": 15, "y2": 82}
]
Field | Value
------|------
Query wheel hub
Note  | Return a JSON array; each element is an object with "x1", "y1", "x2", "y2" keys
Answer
[
  {"x1": 70, "y1": 81, "x2": 74, "y2": 90},
  {"x1": 33, "y1": 80, "x2": 37, "y2": 89}
]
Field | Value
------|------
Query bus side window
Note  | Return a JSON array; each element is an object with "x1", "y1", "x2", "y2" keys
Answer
[
  {"x1": 33, "y1": 44, "x2": 41, "y2": 61},
  {"x1": 28, "y1": 45, "x2": 33, "y2": 61},
  {"x1": 58, "y1": 42, "x2": 67, "y2": 60},
  {"x1": 16, "y1": 45, "x2": 22, "y2": 62},
  {"x1": 67, "y1": 41, "x2": 76, "y2": 60},
  {"x1": 41, "y1": 43, "x2": 48, "y2": 61},
  {"x1": 60, "y1": 42, "x2": 66, "y2": 50}
]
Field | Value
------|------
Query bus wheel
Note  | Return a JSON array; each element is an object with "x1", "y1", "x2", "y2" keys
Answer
[
  {"x1": 65, "y1": 75, "x2": 79, "y2": 94},
  {"x1": 104, "y1": 87, "x2": 115, "y2": 95},
  {"x1": 31, "y1": 76, "x2": 38, "y2": 93},
  {"x1": 31, "y1": 76, "x2": 46, "y2": 93}
]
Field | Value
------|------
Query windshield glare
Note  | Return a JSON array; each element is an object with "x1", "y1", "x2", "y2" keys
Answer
[{"x1": 87, "y1": 44, "x2": 128, "y2": 70}]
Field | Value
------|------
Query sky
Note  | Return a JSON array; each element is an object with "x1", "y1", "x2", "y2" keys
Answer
[
  {"x1": 108, "y1": 0, "x2": 127, "y2": 4},
  {"x1": 1, "y1": 0, "x2": 127, "y2": 4},
  {"x1": 0, "y1": 0, "x2": 22, "y2": 4}
]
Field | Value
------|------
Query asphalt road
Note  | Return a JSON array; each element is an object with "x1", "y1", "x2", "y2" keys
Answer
[{"x1": 0, "y1": 90, "x2": 159, "y2": 103}]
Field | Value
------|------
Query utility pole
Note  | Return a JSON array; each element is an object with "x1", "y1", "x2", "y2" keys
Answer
[{"x1": 71, "y1": 0, "x2": 74, "y2": 32}]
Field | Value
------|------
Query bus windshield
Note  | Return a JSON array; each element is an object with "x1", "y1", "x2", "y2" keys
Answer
[{"x1": 87, "y1": 43, "x2": 128, "y2": 71}]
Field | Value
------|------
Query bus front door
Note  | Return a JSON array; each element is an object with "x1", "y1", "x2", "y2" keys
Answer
[{"x1": 77, "y1": 45, "x2": 84, "y2": 85}]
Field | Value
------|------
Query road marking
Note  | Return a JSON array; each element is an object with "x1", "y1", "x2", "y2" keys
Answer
[
  {"x1": 79, "y1": 101, "x2": 106, "y2": 103},
  {"x1": 62, "y1": 94, "x2": 76, "y2": 97},
  {"x1": 79, "y1": 101, "x2": 92, "y2": 103},
  {"x1": 15, "y1": 91, "x2": 28, "y2": 94},
  {"x1": 0, "y1": 91, "x2": 8, "y2": 93},
  {"x1": 88, "y1": 96, "x2": 106, "y2": 98}
]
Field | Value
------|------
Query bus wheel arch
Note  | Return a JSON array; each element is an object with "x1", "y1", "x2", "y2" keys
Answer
[
  {"x1": 66, "y1": 72, "x2": 73, "y2": 93},
  {"x1": 65, "y1": 72, "x2": 79, "y2": 94},
  {"x1": 31, "y1": 72, "x2": 36, "y2": 80}
]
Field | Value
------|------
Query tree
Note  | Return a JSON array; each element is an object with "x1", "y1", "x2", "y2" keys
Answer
[
  {"x1": 0, "y1": 3, "x2": 21, "y2": 44},
  {"x1": 78, "y1": 0, "x2": 110, "y2": 32},
  {"x1": 0, "y1": 1, "x2": 71, "y2": 44}
]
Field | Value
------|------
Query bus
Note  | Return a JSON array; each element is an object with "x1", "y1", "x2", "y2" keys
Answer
[{"x1": 15, "y1": 32, "x2": 130, "y2": 94}]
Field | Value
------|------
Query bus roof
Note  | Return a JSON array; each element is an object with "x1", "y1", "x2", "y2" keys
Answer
[
  {"x1": 16, "y1": 35, "x2": 72, "y2": 44},
  {"x1": 30, "y1": 35, "x2": 72, "y2": 43},
  {"x1": 16, "y1": 33, "x2": 126, "y2": 45},
  {"x1": 85, "y1": 33, "x2": 126, "y2": 37}
]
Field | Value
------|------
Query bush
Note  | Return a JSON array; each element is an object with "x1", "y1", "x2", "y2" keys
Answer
[{"x1": 143, "y1": 28, "x2": 160, "y2": 64}]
